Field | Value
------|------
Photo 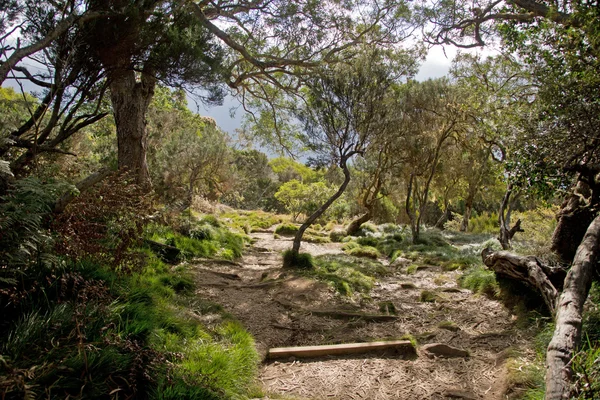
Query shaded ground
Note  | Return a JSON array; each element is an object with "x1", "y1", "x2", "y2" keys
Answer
[{"x1": 192, "y1": 227, "x2": 530, "y2": 400}]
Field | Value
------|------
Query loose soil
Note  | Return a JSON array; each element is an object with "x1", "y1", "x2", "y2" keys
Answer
[{"x1": 192, "y1": 227, "x2": 532, "y2": 400}]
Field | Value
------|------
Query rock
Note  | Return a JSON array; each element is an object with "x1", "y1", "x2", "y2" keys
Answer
[
  {"x1": 391, "y1": 257, "x2": 412, "y2": 267},
  {"x1": 441, "y1": 287, "x2": 464, "y2": 293},
  {"x1": 399, "y1": 282, "x2": 417, "y2": 289},
  {"x1": 421, "y1": 343, "x2": 469, "y2": 358}
]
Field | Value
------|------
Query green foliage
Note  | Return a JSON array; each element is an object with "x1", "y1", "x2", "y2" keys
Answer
[
  {"x1": 346, "y1": 245, "x2": 380, "y2": 259},
  {"x1": 468, "y1": 212, "x2": 498, "y2": 234},
  {"x1": 282, "y1": 250, "x2": 314, "y2": 270},
  {"x1": 506, "y1": 358, "x2": 545, "y2": 399},
  {"x1": 357, "y1": 222, "x2": 377, "y2": 235},
  {"x1": 221, "y1": 210, "x2": 281, "y2": 233},
  {"x1": 274, "y1": 180, "x2": 335, "y2": 221},
  {"x1": 0, "y1": 250, "x2": 259, "y2": 399},
  {"x1": 406, "y1": 264, "x2": 418, "y2": 274},
  {"x1": 357, "y1": 236, "x2": 379, "y2": 247},
  {"x1": 459, "y1": 267, "x2": 499, "y2": 297},
  {"x1": 311, "y1": 254, "x2": 387, "y2": 296},
  {"x1": 269, "y1": 157, "x2": 320, "y2": 183},
  {"x1": 274, "y1": 223, "x2": 300, "y2": 235},
  {"x1": 145, "y1": 219, "x2": 244, "y2": 261},
  {"x1": 0, "y1": 177, "x2": 73, "y2": 269}
]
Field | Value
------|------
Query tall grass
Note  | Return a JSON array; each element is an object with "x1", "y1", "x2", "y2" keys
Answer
[{"x1": 0, "y1": 250, "x2": 259, "y2": 399}]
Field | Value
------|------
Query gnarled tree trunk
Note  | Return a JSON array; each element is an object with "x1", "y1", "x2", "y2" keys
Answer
[
  {"x1": 551, "y1": 181, "x2": 596, "y2": 263},
  {"x1": 481, "y1": 248, "x2": 563, "y2": 313},
  {"x1": 545, "y1": 214, "x2": 600, "y2": 399},
  {"x1": 498, "y1": 184, "x2": 523, "y2": 249},
  {"x1": 346, "y1": 211, "x2": 372, "y2": 236}
]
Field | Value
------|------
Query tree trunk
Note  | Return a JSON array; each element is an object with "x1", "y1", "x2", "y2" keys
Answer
[
  {"x1": 292, "y1": 157, "x2": 353, "y2": 253},
  {"x1": 460, "y1": 190, "x2": 476, "y2": 232},
  {"x1": 405, "y1": 174, "x2": 420, "y2": 243},
  {"x1": 108, "y1": 69, "x2": 156, "y2": 187},
  {"x1": 551, "y1": 181, "x2": 596, "y2": 263},
  {"x1": 346, "y1": 210, "x2": 372, "y2": 236},
  {"x1": 435, "y1": 204, "x2": 450, "y2": 230},
  {"x1": 498, "y1": 185, "x2": 523, "y2": 250},
  {"x1": 545, "y1": 214, "x2": 600, "y2": 399},
  {"x1": 460, "y1": 203, "x2": 472, "y2": 232}
]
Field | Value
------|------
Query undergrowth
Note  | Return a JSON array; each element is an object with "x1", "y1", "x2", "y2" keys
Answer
[
  {"x1": 310, "y1": 254, "x2": 389, "y2": 296},
  {"x1": 0, "y1": 254, "x2": 259, "y2": 399}
]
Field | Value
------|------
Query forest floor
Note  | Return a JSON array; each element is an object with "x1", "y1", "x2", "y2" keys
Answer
[{"x1": 192, "y1": 226, "x2": 537, "y2": 400}]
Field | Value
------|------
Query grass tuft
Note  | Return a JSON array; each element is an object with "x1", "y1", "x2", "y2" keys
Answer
[
  {"x1": 282, "y1": 250, "x2": 314, "y2": 269},
  {"x1": 459, "y1": 266, "x2": 499, "y2": 297}
]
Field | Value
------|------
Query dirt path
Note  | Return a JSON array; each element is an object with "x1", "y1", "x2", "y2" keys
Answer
[{"x1": 192, "y1": 228, "x2": 526, "y2": 399}]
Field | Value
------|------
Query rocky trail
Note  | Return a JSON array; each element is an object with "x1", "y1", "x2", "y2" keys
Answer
[{"x1": 192, "y1": 227, "x2": 531, "y2": 399}]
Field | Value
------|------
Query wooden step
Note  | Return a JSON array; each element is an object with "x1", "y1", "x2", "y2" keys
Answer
[{"x1": 267, "y1": 340, "x2": 416, "y2": 359}]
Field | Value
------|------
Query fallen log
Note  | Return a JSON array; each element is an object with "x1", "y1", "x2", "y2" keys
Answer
[
  {"x1": 481, "y1": 248, "x2": 560, "y2": 313},
  {"x1": 267, "y1": 340, "x2": 416, "y2": 359}
]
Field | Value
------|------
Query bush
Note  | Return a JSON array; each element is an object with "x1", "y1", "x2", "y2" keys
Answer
[
  {"x1": 274, "y1": 223, "x2": 299, "y2": 235},
  {"x1": 329, "y1": 230, "x2": 346, "y2": 242},
  {"x1": 468, "y1": 212, "x2": 498, "y2": 234},
  {"x1": 199, "y1": 214, "x2": 222, "y2": 228},
  {"x1": 356, "y1": 222, "x2": 377, "y2": 236},
  {"x1": 356, "y1": 236, "x2": 378, "y2": 247},
  {"x1": 282, "y1": 250, "x2": 314, "y2": 269}
]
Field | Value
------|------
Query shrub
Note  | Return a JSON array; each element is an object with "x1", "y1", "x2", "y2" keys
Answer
[
  {"x1": 282, "y1": 250, "x2": 314, "y2": 269},
  {"x1": 274, "y1": 223, "x2": 299, "y2": 235},
  {"x1": 199, "y1": 214, "x2": 222, "y2": 228},
  {"x1": 304, "y1": 234, "x2": 331, "y2": 244},
  {"x1": 342, "y1": 241, "x2": 359, "y2": 250},
  {"x1": 356, "y1": 236, "x2": 378, "y2": 247},
  {"x1": 329, "y1": 230, "x2": 346, "y2": 242},
  {"x1": 356, "y1": 222, "x2": 377, "y2": 236},
  {"x1": 468, "y1": 212, "x2": 498, "y2": 234}
]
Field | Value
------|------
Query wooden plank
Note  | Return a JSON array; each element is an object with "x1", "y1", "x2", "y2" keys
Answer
[{"x1": 267, "y1": 340, "x2": 415, "y2": 359}]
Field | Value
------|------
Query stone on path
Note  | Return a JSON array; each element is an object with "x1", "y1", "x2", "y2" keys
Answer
[{"x1": 421, "y1": 343, "x2": 469, "y2": 358}]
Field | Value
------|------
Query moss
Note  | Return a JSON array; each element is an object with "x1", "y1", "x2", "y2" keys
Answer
[
  {"x1": 406, "y1": 264, "x2": 418, "y2": 274},
  {"x1": 419, "y1": 290, "x2": 439, "y2": 303},
  {"x1": 347, "y1": 246, "x2": 380, "y2": 259}
]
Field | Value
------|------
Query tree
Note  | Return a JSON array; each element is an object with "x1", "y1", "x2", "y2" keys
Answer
[
  {"x1": 423, "y1": 1, "x2": 600, "y2": 396},
  {"x1": 146, "y1": 86, "x2": 233, "y2": 206},
  {"x1": 0, "y1": 2, "x2": 109, "y2": 177},
  {"x1": 398, "y1": 78, "x2": 467, "y2": 243},
  {"x1": 286, "y1": 47, "x2": 416, "y2": 253},
  {"x1": 4, "y1": 0, "x2": 416, "y2": 186}
]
